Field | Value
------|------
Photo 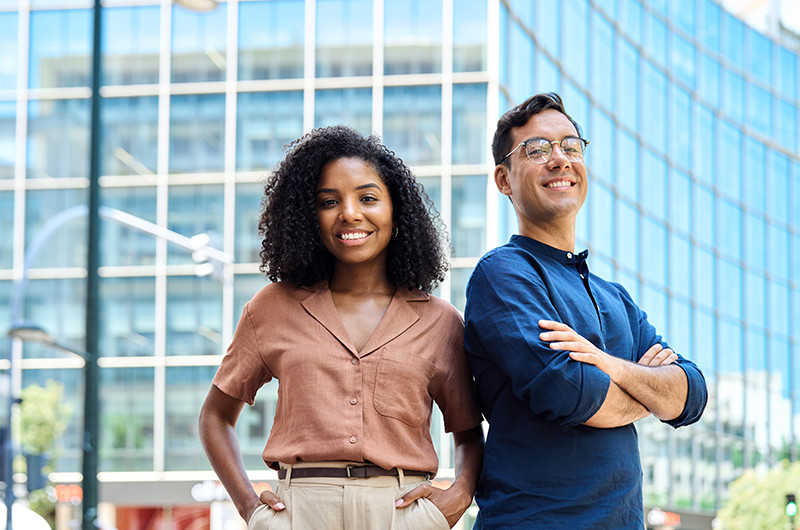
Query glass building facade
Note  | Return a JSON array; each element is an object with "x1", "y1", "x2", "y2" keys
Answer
[{"x1": 0, "y1": 0, "x2": 798, "y2": 528}]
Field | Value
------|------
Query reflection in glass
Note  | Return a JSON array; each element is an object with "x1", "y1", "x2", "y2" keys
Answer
[
  {"x1": 238, "y1": 384, "x2": 278, "y2": 469},
  {"x1": 453, "y1": 0, "x2": 486, "y2": 72},
  {"x1": 0, "y1": 192, "x2": 11, "y2": 268},
  {"x1": 103, "y1": 6, "x2": 160, "y2": 85},
  {"x1": 165, "y1": 366, "x2": 217, "y2": 470},
  {"x1": 102, "y1": 187, "x2": 158, "y2": 267},
  {"x1": 316, "y1": 0, "x2": 372, "y2": 77},
  {"x1": 0, "y1": 13, "x2": 17, "y2": 90},
  {"x1": 171, "y1": 6, "x2": 227, "y2": 83},
  {"x1": 449, "y1": 267, "x2": 471, "y2": 314},
  {"x1": 239, "y1": 0, "x2": 304, "y2": 80},
  {"x1": 237, "y1": 91, "x2": 304, "y2": 171},
  {"x1": 167, "y1": 184, "x2": 224, "y2": 265},
  {"x1": 169, "y1": 94, "x2": 225, "y2": 173},
  {"x1": 315, "y1": 88, "x2": 372, "y2": 136},
  {"x1": 452, "y1": 175, "x2": 486, "y2": 258},
  {"x1": 27, "y1": 99, "x2": 90, "y2": 179},
  {"x1": 28, "y1": 9, "x2": 91, "y2": 88},
  {"x1": 101, "y1": 96, "x2": 158, "y2": 177},
  {"x1": 235, "y1": 184, "x2": 263, "y2": 264},
  {"x1": 22, "y1": 369, "x2": 83, "y2": 473},
  {"x1": 383, "y1": 85, "x2": 441, "y2": 165},
  {"x1": 23, "y1": 279, "x2": 87, "y2": 357},
  {"x1": 25, "y1": 188, "x2": 88, "y2": 268},
  {"x1": 452, "y1": 84, "x2": 486, "y2": 165},
  {"x1": 384, "y1": 0, "x2": 442, "y2": 75},
  {"x1": 100, "y1": 367, "x2": 155, "y2": 471},
  {"x1": 0, "y1": 102, "x2": 13, "y2": 180},
  {"x1": 166, "y1": 276, "x2": 223, "y2": 356},
  {"x1": 99, "y1": 278, "x2": 156, "y2": 357}
]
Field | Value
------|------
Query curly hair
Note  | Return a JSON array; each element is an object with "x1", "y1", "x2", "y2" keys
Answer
[{"x1": 258, "y1": 125, "x2": 449, "y2": 293}]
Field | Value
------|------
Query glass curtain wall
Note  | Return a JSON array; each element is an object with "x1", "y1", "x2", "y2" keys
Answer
[{"x1": 499, "y1": 0, "x2": 800, "y2": 513}]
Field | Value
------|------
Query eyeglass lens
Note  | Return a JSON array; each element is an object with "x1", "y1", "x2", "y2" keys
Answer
[{"x1": 524, "y1": 137, "x2": 586, "y2": 163}]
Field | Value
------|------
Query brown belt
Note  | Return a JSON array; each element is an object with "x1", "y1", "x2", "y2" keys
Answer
[{"x1": 277, "y1": 465, "x2": 431, "y2": 480}]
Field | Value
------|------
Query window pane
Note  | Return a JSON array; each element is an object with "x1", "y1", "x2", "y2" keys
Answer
[
  {"x1": 167, "y1": 184, "x2": 224, "y2": 265},
  {"x1": 616, "y1": 39, "x2": 638, "y2": 131},
  {"x1": 235, "y1": 183, "x2": 263, "y2": 264},
  {"x1": 100, "y1": 367, "x2": 155, "y2": 471},
  {"x1": 561, "y1": 0, "x2": 587, "y2": 87},
  {"x1": 383, "y1": 85, "x2": 441, "y2": 165},
  {"x1": 166, "y1": 276, "x2": 223, "y2": 356},
  {"x1": 590, "y1": 12, "x2": 613, "y2": 105},
  {"x1": 24, "y1": 279, "x2": 87, "y2": 354},
  {"x1": 717, "y1": 258, "x2": 742, "y2": 320},
  {"x1": 316, "y1": 0, "x2": 372, "y2": 77},
  {"x1": 451, "y1": 175, "x2": 486, "y2": 258},
  {"x1": 22, "y1": 369, "x2": 83, "y2": 473},
  {"x1": 384, "y1": 0, "x2": 442, "y2": 75},
  {"x1": 101, "y1": 96, "x2": 158, "y2": 177},
  {"x1": 641, "y1": 219, "x2": 666, "y2": 287},
  {"x1": 239, "y1": 0, "x2": 304, "y2": 80},
  {"x1": 615, "y1": 200, "x2": 638, "y2": 270},
  {"x1": 102, "y1": 186, "x2": 158, "y2": 267},
  {"x1": 716, "y1": 197, "x2": 741, "y2": 261},
  {"x1": 103, "y1": 6, "x2": 160, "y2": 85},
  {"x1": 99, "y1": 277, "x2": 156, "y2": 358},
  {"x1": 169, "y1": 94, "x2": 225, "y2": 173},
  {"x1": 453, "y1": 0, "x2": 486, "y2": 73},
  {"x1": 746, "y1": 83, "x2": 771, "y2": 138},
  {"x1": 0, "y1": 191, "x2": 11, "y2": 268},
  {"x1": 237, "y1": 91, "x2": 304, "y2": 171},
  {"x1": 25, "y1": 189, "x2": 88, "y2": 268},
  {"x1": 721, "y1": 69, "x2": 744, "y2": 123},
  {"x1": 0, "y1": 13, "x2": 17, "y2": 90},
  {"x1": 171, "y1": 6, "x2": 227, "y2": 83},
  {"x1": 29, "y1": 9, "x2": 92, "y2": 88},
  {"x1": 27, "y1": 98, "x2": 90, "y2": 179},
  {"x1": 641, "y1": 149, "x2": 665, "y2": 220},
  {"x1": 165, "y1": 366, "x2": 217, "y2": 469},
  {"x1": 452, "y1": 83, "x2": 486, "y2": 165},
  {"x1": 315, "y1": 88, "x2": 372, "y2": 136},
  {"x1": 0, "y1": 102, "x2": 14, "y2": 180}
]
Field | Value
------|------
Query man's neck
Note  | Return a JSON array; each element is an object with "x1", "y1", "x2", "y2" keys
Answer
[{"x1": 517, "y1": 221, "x2": 575, "y2": 252}]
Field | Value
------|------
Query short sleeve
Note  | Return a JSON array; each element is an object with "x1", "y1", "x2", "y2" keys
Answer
[{"x1": 212, "y1": 302, "x2": 272, "y2": 405}]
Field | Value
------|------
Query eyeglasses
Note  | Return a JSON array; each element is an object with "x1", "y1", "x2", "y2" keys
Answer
[{"x1": 501, "y1": 136, "x2": 590, "y2": 164}]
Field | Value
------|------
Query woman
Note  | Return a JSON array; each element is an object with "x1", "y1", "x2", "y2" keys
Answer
[{"x1": 199, "y1": 125, "x2": 484, "y2": 530}]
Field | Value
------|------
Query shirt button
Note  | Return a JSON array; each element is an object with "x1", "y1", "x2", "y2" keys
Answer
[
  {"x1": 349, "y1": 398, "x2": 358, "y2": 405},
  {"x1": 566, "y1": 252, "x2": 573, "y2": 259},
  {"x1": 349, "y1": 436, "x2": 357, "y2": 444},
  {"x1": 580, "y1": 274, "x2": 585, "y2": 279},
  {"x1": 351, "y1": 359, "x2": 359, "y2": 365}
]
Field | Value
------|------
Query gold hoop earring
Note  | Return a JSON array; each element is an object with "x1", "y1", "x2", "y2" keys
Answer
[{"x1": 392, "y1": 227, "x2": 399, "y2": 238}]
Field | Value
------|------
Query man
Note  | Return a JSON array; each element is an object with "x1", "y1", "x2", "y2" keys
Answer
[{"x1": 464, "y1": 93, "x2": 708, "y2": 529}]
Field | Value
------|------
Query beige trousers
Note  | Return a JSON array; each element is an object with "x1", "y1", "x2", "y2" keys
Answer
[{"x1": 247, "y1": 462, "x2": 450, "y2": 530}]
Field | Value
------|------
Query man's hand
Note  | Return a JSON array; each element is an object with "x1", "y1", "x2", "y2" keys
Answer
[
  {"x1": 638, "y1": 343, "x2": 677, "y2": 367},
  {"x1": 538, "y1": 319, "x2": 624, "y2": 379},
  {"x1": 395, "y1": 482, "x2": 470, "y2": 528}
]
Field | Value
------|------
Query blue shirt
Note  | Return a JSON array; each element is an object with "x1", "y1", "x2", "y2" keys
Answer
[{"x1": 464, "y1": 235, "x2": 707, "y2": 529}]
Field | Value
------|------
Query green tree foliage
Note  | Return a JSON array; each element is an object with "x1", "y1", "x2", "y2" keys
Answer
[
  {"x1": 717, "y1": 460, "x2": 800, "y2": 530},
  {"x1": 16, "y1": 381, "x2": 73, "y2": 528},
  {"x1": 18, "y1": 381, "x2": 72, "y2": 455}
]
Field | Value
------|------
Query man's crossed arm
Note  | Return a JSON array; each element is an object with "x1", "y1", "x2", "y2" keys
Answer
[{"x1": 538, "y1": 320, "x2": 688, "y2": 428}]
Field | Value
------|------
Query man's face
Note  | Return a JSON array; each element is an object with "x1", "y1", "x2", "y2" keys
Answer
[{"x1": 494, "y1": 109, "x2": 588, "y2": 236}]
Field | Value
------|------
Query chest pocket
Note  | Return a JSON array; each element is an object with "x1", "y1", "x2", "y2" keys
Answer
[{"x1": 373, "y1": 347, "x2": 436, "y2": 426}]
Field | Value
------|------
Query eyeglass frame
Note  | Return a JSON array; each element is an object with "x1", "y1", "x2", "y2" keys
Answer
[{"x1": 501, "y1": 136, "x2": 590, "y2": 164}]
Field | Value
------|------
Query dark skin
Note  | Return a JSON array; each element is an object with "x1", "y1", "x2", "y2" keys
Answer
[{"x1": 199, "y1": 157, "x2": 484, "y2": 527}]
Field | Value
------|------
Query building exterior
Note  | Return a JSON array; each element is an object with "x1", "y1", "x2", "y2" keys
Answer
[{"x1": 0, "y1": 0, "x2": 798, "y2": 528}]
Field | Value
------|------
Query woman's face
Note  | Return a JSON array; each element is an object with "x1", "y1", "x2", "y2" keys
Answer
[{"x1": 315, "y1": 157, "x2": 394, "y2": 271}]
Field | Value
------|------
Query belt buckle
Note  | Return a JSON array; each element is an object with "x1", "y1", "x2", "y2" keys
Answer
[{"x1": 346, "y1": 465, "x2": 355, "y2": 478}]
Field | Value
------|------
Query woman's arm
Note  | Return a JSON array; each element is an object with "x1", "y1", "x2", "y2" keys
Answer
[
  {"x1": 199, "y1": 385, "x2": 284, "y2": 522},
  {"x1": 395, "y1": 425, "x2": 484, "y2": 527}
]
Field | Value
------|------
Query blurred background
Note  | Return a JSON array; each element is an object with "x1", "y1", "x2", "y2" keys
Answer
[{"x1": 0, "y1": 0, "x2": 799, "y2": 528}]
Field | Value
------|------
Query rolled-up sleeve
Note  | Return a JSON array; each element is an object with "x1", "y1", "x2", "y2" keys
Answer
[
  {"x1": 465, "y1": 256, "x2": 611, "y2": 427},
  {"x1": 628, "y1": 290, "x2": 708, "y2": 428}
]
